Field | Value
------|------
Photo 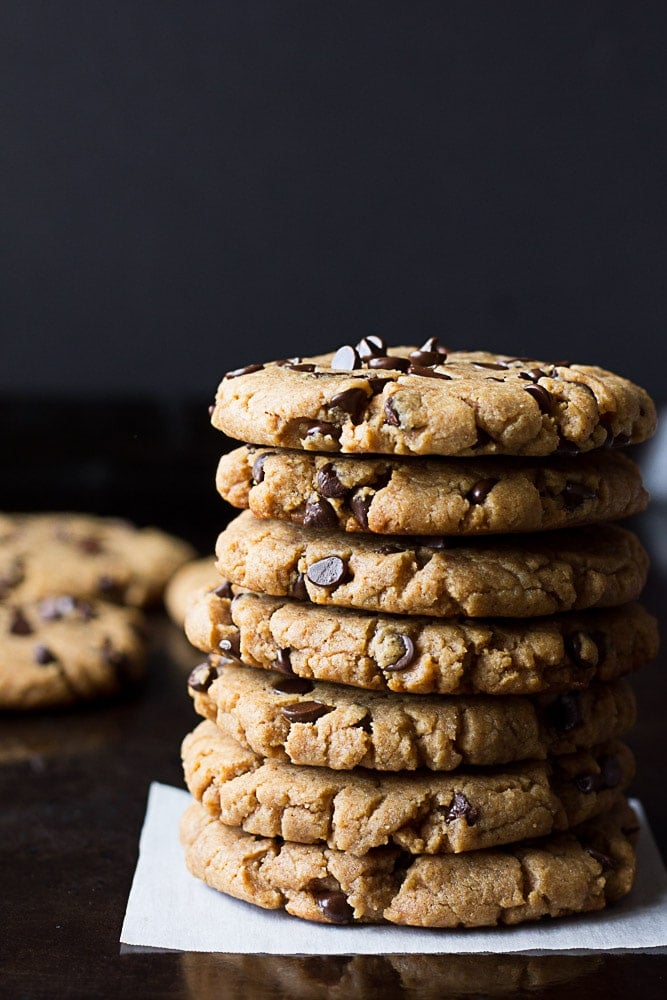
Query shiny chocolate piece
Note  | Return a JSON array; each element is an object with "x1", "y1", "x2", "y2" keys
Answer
[
  {"x1": 354, "y1": 712, "x2": 373, "y2": 734},
  {"x1": 407, "y1": 364, "x2": 452, "y2": 379},
  {"x1": 419, "y1": 336, "x2": 448, "y2": 356},
  {"x1": 303, "y1": 499, "x2": 338, "y2": 530},
  {"x1": 306, "y1": 556, "x2": 348, "y2": 588},
  {"x1": 586, "y1": 848, "x2": 616, "y2": 871},
  {"x1": 188, "y1": 662, "x2": 217, "y2": 692},
  {"x1": 546, "y1": 692, "x2": 582, "y2": 732},
  {"x1": 329, "y1": 387, "x2": 369, "y2": 424},
  {"x1": 368, "y1": 355, "x2": 410, "y2": 372},
  {"x1": 385, "y1": 634, "x2": 416, "y2": 672},
  {"x1": 224, "y1": 363, "x2": 265, "y2": 379},
  {"x1": 291, "y1": 572, "x2": 309, "y2": 600},
  {"x1": 524, "y1": 383, "x2": 554, "y2": 415},
  {"x1": 283, "y1": 363, "x2": 316, "y2": 372},
  {"x1": 252, "y1": 453, "x2": 269, "y2": 484},
  {"x1": 349, "y1": 493, "x2": 371, "y2": 530},
  {"x1": 383, "y1": 397, "x2": 401, "y2": 427},
  {"x1": 409, "y1": 349, "x2": 441, "y2": 366},
  {"x1": 33, "y1": 643, "x2": 56, "y2": 666},
  {"x1": 213, "y1": 580, "x2": 233, "y2": 600},
  {"x1": 562, "y1": 481, "x2": 597, "y2": 511},
  {"x1": 272, "y1": 676, "x2": 314, "y2": 695},
  {"x1": 316, "y1": 464, "x2": 348, "y2": 499},
  {"x1": 313, "y1": 889, "x2": 354, "y2": 924},
  {"x1": 444, "y1": 791, "x2": 479, "y2": 826},
  {"x1": 564, "y1": 632, "x2": 598, "y2": 668},
  {"x1": 356, "y1": 335, "x2": 386, "y2": 360},
  {"x1": 473, "y1": 361, "x2": 509, "y2": 370},
  {"x1": 466, "y1": 477, "x2": 498, "y2": 505},
  {"x1": 219, "y1": 635, "x2": 241, "y2": 658},
  {"x1": 9, "y1": 608, "x2": 33, "y2": 635},
  {"x1": 281, "y1": 700, "x2": 331, "y2": 724},
  {"x1": 274, "y1": 648, "x2": 294, "y2": 675},
  {"x1": 331, "y1": 345, "x2": 361, "y2": 370},
  {"x1": 304, "y1": 421, "x2": 341, "y2": 442}
]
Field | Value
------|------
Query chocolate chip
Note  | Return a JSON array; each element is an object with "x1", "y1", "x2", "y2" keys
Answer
[
  {"x1": 208, "y1": 404, "x2": 215, "y2": 416},
  {"x1": 367, "y1": 376, "x2": 392, "y2": 395},
  {"x1": 556, "y1": 436, "x2": 581, "y2": 455},
  {"x1": 368, "y1": 355, "x2": 411, "y2": 372},
  {"x1": 474, "y1": 427, "x2": 493, "y2": 448},
  {"x1": 562, "y1": 481, "x2": 597, "y2": 511},
  {"x1": 586, "y1": 848, "x2": 616, "y2": 871},
  {"x1": 419, "y1": 336, "x2": 447, "y2": 356},
  {"x1": 213, "y1": 580, "x2": 233, "y2": 599},
  {"x1": 564, "y1": 632, "x2": 597, "y2": 668},
  {"x1": 303, "y1": 499, "x2": 339, "y2": 530},
  {"x1": 281, "y1": 701, "x2": 331, "y2": 723},
  {"x1": 304, "y1": 421, "x2": 341, "y2": 442},
  {"x1": 574, "y1": 774, "x2": 598, "y2": 794},
  {"x1": 252, "y1": 453, "x2": 269, "y2": 484},
  {"x1": 466, "y1": 478, "x2": 498, "y2": 505},
  {"x1": 98, "y1": 575, "x2": 122, "y2": 598},
  {"x1": 272, "y1": 676, "x2": 314, "y2": 695},
  {"x1": 276, "y1": 357, "x2": 302, "y2": 366},
  {"x1": 546, "y1": 692, "x2": 582, "y2": 732},
  {"x1": 383, "y1": 397, "x2": 401, "y2": 427},
  {"x1": 349, "y1": 493, "x2": 371, "y2": 530},
  {"x1": 291, "y1": 573, "x2": 309, "y2": 600},
  {"x1": 356, "y1": 335, "x2": 386, "y2": 360},
  {"x1": 78, "y1": 536, "x2": 104, "y2": 555},
  {"x1": 331, "y1": 345, "x2": 361, "y2": 370},
  {"x1": 409, "y1": 350, "x2": 441, "y2": 366},
  {"x1": 34, "y1": 644, "x2": 56, "y2": 665},
  {"x1": 188, "y1": 662, "x2": 217, "y2": 691},
  {"x1": 224, "y1": 363, "x2": 265, "y2": 379},
  {"x1": 385, "y1": 635, "x2": 416, "y2": 672},
  {"x1": 445, "y1": 791, "x2": 479, "y2": 826},
  {"x1": 407, "y1": 365, "x2": 452, "y2": 379},
  {"x1": 274, "y1": 648, "x2": 294, "y2": 675},
  {"x1": 473, "y1": 361, "x2": 509, "y2": 370},
  {"x1": 354, "y1": 712, "x2": 372, "y2": 733},
  {"x1": 317, "y1": 464, "x2": 348, "y2": 499},
  {"x1": 524, "y1": 383, "x2": 554, "y2": 415},
  {"x1": 329, "y1": 387, "x2": 369, "y2": 424},
  {"x1": 599, "y1": 753, "x2": 622, "y2": 790},
  {"x1": 518, "y1": 368, "x2": 548, "y2": 382},
  {"x1": 219, "y1": 634, "x2": 241, "y2": 657},
  {"x1": 283, "y1": 363, "x2": 316, "y2": 372},
  {"x1": 313, "y1": 889, "x2": 354, "y2": 924},
  {"x1": 9, "y1": 608, "x2": 33, "y2": 635},
  {"x1": 306, "y1": 556, "x2": 348, "y2": 588}
]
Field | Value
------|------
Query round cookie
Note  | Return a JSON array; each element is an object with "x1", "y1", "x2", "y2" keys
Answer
[
  {"x1": 182, "y1": 720, "x2": 634, "y2": 855},
  {"x1": 217, "y1": 445, "x2": 648, "y2": 536},
  {"x1": 215, "y1": 511, "x2": 649, "y2": 619},
  {"x1": 186, "y1": 590, "x2": 658, "y2": 696},
  {"x1": 180, "y1": 798, "x2": 637, "y2": 927},
  {"x1": 0, "y1": 595, "x2": 147, "y2": 709},
  {"x1": 189, "y1": 661, "x2": 636, "y2": 772},
  {"x1": 211, "y1": 342, "x2": 656, "y2": 457},
  {"x1": 0, "y1": 512, "x2": 195, "y2": 607},
  {"x1": 164, "y1": 557, "x2": 219, "y2": 626}
]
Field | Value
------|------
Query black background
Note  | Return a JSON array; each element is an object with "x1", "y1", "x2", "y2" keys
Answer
[{"x1": 2, "y1": 1, "x2": 667, "y2": 402}]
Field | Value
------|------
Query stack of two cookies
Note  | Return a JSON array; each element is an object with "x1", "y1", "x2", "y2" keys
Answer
[{"x1": 180, "y1": 341, "x2": 658, "y2": 928}]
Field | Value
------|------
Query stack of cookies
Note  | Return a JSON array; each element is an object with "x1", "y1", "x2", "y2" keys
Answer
[{"x1": 180, "y1": 341, "x2": 658, "y2": 929}]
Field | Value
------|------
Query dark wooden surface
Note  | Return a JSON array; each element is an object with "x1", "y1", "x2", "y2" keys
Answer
[{"x1": 1, "y1": 401, "x2": 665, "y2": 999}]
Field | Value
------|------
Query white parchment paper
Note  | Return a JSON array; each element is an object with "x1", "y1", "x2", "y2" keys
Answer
[{"x1": 120, "y1": 783, "x2": 667, "y2": 954}]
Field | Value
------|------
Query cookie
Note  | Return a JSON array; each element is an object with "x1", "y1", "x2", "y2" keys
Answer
[
  {"x1": 217, "y1": 445, "x2": 648, "y2": 535},
  {"x1": 190, "y1": 661, "x2": 636, "y2": 771},
  {"x1": 211, "y1": 342, "x2": 656, "y2": 457},
  {"x1": 215, "y1": 512, "x2": 648, "y2": 618},
  {"x1": 0, "y1": 512, "x2": 195, "y2": 607},
  {"x1": 180, "y1": 797, "x2": 637, "y2": 926},
  {"x1": 182, "y1": 721, "x2": 633, "y2": 855},
  {"x1": 0, "y1": 595, "x2": 146, "y2": 709},
  {"x1": 165, "y1": 557, "x2": 219, "y2": 626},
  {"x1": 186, "y1": 590, "x2": 657, "y2": 695}
]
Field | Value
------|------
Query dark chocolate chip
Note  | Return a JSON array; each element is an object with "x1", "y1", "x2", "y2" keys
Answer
[
  {"x1": 283, "y1": 363, "x2": 316, "y2": 372},
  {"x1": 612, "y1": 432, "x2": 631, "y2": 448},
  {"x1": 303, "y1": 499, "x2": 339, "y2": 530},
  {"x1": 409, "y1": 350, "x2": 441, "y2": 366},
  {"x1": 281, "y1": 701, "x2": 331, "y2": 723},
  {"x1": 353, "y1": 712, "x2": 372, "y2": 734},
  {"x1": 385, "y1": 634, "x2": 416, "y2": 672},
  {"x1": 524, "y1": 383, "x2": 554, "y2": 415},
  {"x1": 219, "y1": 634, "x2": 241, "y2": 658},
  {"x1": 368, "y1": 355, "x2": 411, "y2": 372},
  {"x1": 304, "y1": 421, "x2": 341, "y2": 442},
  {"x1": 473, "y1": 361, "x2": 509, "y2": 370},
  {"x1": 313, "y1": 889, "x2": 354, "y2": 924},
  {"x1": 274, "y1": 647, "x2": 294, "y2": 675},
  {"x1": 208, "y1": 404, "x2": 215, "y2": 416},
  {"x1": 444, "y1": 791, "x2": 479, "y2": 826},
  {"x1": 213, "y1": 580, "x2": 233, "y2": 600},
  {"x1": 378, "y1": 542, "x2": 404, "y2": 554},
  {"x1": 272, "y1": 676, "x2": 314, "y2": 695},
  {"x1": 317, "y1": 464, "x2": 348, "y2": 500},
  {"x1": 466, "y1": 478, "x2": 498, "y2": 505},
  {"x1": 599, "y1": 753, "x2": 622, "y2": 790},
  {"x1": 383, "y1": 397, "x2": 401, "y2": 427},
  {"x1": 546, "y1": 692, "x2": 582, "y2": 732},
  {"x1": 252, "y1": 453, "x2": 269, "y2": 484},
  {"x1": 574, "y1": 773, "x2": 598, "y2": 794},
  {"x1": 556, "y1": 436, "x2": 581, "y2": 455},
  {"x1": 331, "y1": 345, "x2": 361, "y2": 370},
  {"x1": 586, "y1": 848, "x2": 616, "y2": 871},
  {"x1": 562, "y1": 481, "x2": 597, "y2": 511},
  {"x1": 419, "y1": 337, "x2": 448, "y2": 358},
  {"x1": 188, "y1": 662, "x2": 217, "y2": 692},
  {"x1": 329, "y1": 387, "x2": 369, "y2": 424},
  {"x1": 367, "y1": 376, "x2": 392, "y2": 395},
  {"x1": 356, "y1": 335, "x2": 386, "y2": 360},
  {"x1": 518, "y1": 368, "x2": 548, "y2": 382},
  {"x1": 306, "y1": 556, "x2": 348, "y2": 588},
  {"x1": 349, "y1": 493, "x2": 371, "y2": 530},
  {"x1": 291, "y1": 572, "x2": 309, "y2": 600},
  {"x1": 224, "y1": 363, "x2": 265, "y2": 379},
  {"x1": 474, "y1": 427, "x2": 493, "y2": 448},
  {"x1": 34, "y1": 643, "x2": 56, "y2": 665},
  {"x1": 564, "y1": 632, "x2": 597, "y2": 669},
  {"x1": 407, "y1": 365, "x2": 452, "y2": 379},
  {"x1": 9, "y1": 608, "x2": 33, "y2": 635}
]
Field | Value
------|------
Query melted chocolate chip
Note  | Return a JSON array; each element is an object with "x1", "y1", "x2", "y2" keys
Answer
[
  {"x1": 9, "y1": 608, "x2": 33, "y2": 635},
  {"x1": 546, "y1": 692, "x2": 582, "y2": 732},
  {"x1": 356, "y1": 335, "x2": 386, "y2": 360},
  {"x1": 518, "y1": 368, "x2": 548, "y2": 382},
  {"x1": 306, "y1": 556, "x2": 348, "y2": 588},
  {"x1": 224, "y1": 363, "x2": 265, "y2": 379},
  {"x1": 524, "y1": 383, "x2": 554, "y2": 415},
  {"x1": 562, "y1": 481, "x2": 597, "y2": 511},
  {"x1": 281, "y1": 701, "x2": 331, "y2": 723},
  {"x1": 252, "y1": 453, "x2": 269, "y2": 484},
  {"x1": 444, "y1": 791, "x2": 479, "y2": 826},
  {"x1": 219, "y1": 634, "x2": 241, "y2": 658},
  {"x1": 586, "y1": 848, "x2": 616, "y2": 871},
  {"x1": 385, "y1": 634, "x2": 416, "y2": 672},
  {"x1": 303, "y1": 499, "x2": 339, "y2": 530},
  {"x1": 283, "y1": 362, "x2": 316, "y2": 372},
  {"x1": 368, "y1": 355, "x2": 410, "y2": 372},
  {"x1": 329, "y1": 387, "x2": 369, "y2": 424},
  {"x1": 466, "y1": 477, "x2": 498, "y2": 505},
  {"x1": 383, "y1": 397, "x2": 401, "y2": 427},
  {"x1": 409, "y1": 349, "x2": 441, "y2": 366},
  {"x1": 213, "y1": 580, "x2": 233, "y2": 600},
  {"x1": 304, "y1": 421, "x2": 341, "y2": 442},
  {"x1": 317, "y1": 464, "x2": 348, "y2": 499},
  {"x1": 291, "y1": 573, "x2": 309, "y2": 600},
  {"x1": 313, "y1": 889, "x2": 354, "y2": 924},
  {"x1": 188, "y1": 662, "x2": 218, "y2": 692},
  {"x1": 272, "y1": 676, "x2": 314, "y2": 695},
  {"x1": 473, "y1": 361, "x2": 509, "y2": 370},
  {"x1": 408, "y1": 365, "x2": 452, "y2": 379},
  {"x1": 564, "y1": 632, "x2": 597, "y2": 669},
  {"x1": 271, "y1": 648, "x2": 293, "y2": 676},
  {"x1": 34, "y1": 644, "x2": 56, "y2": 665},
  {"x1": 331, "y1": 345, "x2": 361, "y2": 370},
  {"x1": 349, "y1": 493, "x2": 371, "y2": 530}
]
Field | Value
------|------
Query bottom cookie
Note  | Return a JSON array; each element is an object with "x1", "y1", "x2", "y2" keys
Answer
[{"x1": 180, "y1": 799, "x2": 637, "y2": 928}]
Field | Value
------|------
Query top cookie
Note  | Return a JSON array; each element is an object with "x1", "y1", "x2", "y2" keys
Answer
[
  {"x1": 0, "y1": 512, "x2": 195, "y2": 608},
  {"x1": 211, "y1": 340, "x2": 656, "y2": 457}
]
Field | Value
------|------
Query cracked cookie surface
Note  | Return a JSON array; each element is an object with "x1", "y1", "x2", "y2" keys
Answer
[
  {"x1": 215, "y1": 512, "x2": 648, "y2": 618},
  {"x1": 180, "y1": 791, "x2": 636, "y2": 926},
  {"x1": 218, "y1": 446, "x2": 648, "y2": 535},
  {"x1": 211, "y1": 346, "x2": 656, "y2": 457},
  {"x1": 182, "y1": 721, "x2": 633, "y2": 855}
]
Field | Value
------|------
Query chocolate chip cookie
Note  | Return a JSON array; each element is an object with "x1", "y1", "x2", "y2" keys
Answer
[
  {"x1": 180, "y1": 797, "x2": 637, "y2": 926},
  {"x1": 211, "y1": 342, "x2": 656, "y2": 457},
  {"x1": 0, "y1": 512, "x2": 195, "y2": 607},
  {"x1": 186, "y1": 590, "x2": 657, "y2": 695},
  {"x1": 0, "y1": 595, "x2": 146, "y2": 709},
  {"x1": 182, "y1": 720, "x2": 633, "y2": 855},
  {"x1": 216, "y1": 511, "x2": 648, "y2": 618},
  {"x1": 189, "y1": 660, "x2": 635, "y2": 771},
  {"x1": 218, "y1": 445, "x2": 648, "y2": 535}
]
